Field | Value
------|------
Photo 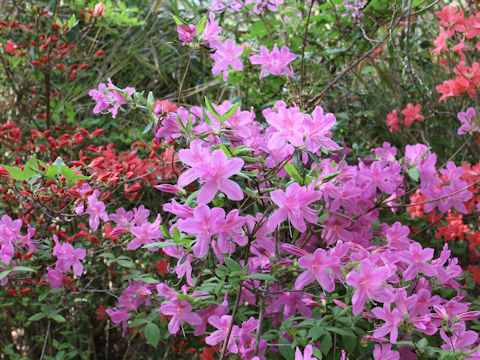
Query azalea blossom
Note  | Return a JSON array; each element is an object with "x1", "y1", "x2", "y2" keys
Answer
[
  {"x1": 211, "y1": 39, "x2": 243, "y2": 81},
  {"x1": 159, "y1": 298, "x2": 202, "y2": 334},
  {"x1": 250, "y1": 44, "x2": 296, "y2": 79},
  {"x1": 88, "y1": 78, "x2": 134, "y2": 118}
]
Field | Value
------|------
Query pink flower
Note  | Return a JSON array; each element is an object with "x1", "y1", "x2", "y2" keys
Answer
[
  {"x1": 457, "y1": 107, "x2": 479, "y2": 135},
  {"x1": 268, "y1": 290, "x2": 313, "y2": 318},
  {"x1": 163, "y1": 243, "x2": 194, "y2": 285},
  {"x1": 201, "y1": 13, "x2": 223, "y2": 48},
  {"x1": 106, "y1": 307, "x2": 130, "y2": 337},
  {"x1": 250, "y1": 44, "x2": 296, "y2": 79},
  {"x1": 177, "y1": 24, "x2": 196, "y2": 44},
  {"x1": 346, "y1": 258, "x2": 394, "y2": 314},
  {"x1": 93, "y1": 2, "x2": 106, "y2": 16},
  {"x1": 205, "y1": 315, "x2": 239, "y2": 353},
  {"x1": 371, "y1": 303, "x2": 403, "y2": 343},
  {"x1": 159, "y1": 298, "x2": 202, "y2": 334},
  {"x1": 268, "y1": 183, "x2": 321, "y2": 232},
  {"x1": 400, "y1": 243, "x2": 435, "y2": 281},
  {"x1": 295, "y1": 345, "x2": 317, "y2": 360},
  {"x1": 373, "y1": 344, "x2": 400, "y2": 360},
  {"x1": 88, "y1": 78, "x2": 134, "y2": 118},
  {"x1": 264, "y1": 103, "x2": 305, "y2": 150},
  {"x1": 52, "y1": 235, "x2": 86, "y2": 276},
  {"x1": 177, "y1": 204, "x2": 224, "y2": 258},
  {"x1": 180, "y1": 149, "x2": 244, "y2": 204},
  {"x1": 303, "y1": 106, "x2": 340, "y2": 153},
  {"x1": 294, "y1": 248, "x2": 337, "y2": 292},
  {"x1": 128, "y1": 215, "x2": 163, "y2": 251},
  {"x1": 386, "y1": 109, "x2": 399, "y2": 132},
  {"x1": 45, "y1": 267, "x2": 67, "y2": 289},
  {"x1": 211, "y1": 39, "x2": 243, "y2": 81},
  {"x1": 154, "y1": 184, "x2": 184, "y2": 194},
  {"x1": 84, "y1": 192, "x2": 109, "y2": 231}
]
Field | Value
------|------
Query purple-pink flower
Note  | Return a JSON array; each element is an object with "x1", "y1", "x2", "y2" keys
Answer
[
  {"x1": 178, "y1": 148, "x2": 244, "y2": 204},
  {"x1": 295, "y1": 345, "x2": 318, "y2": 360},
  {"x1": 294, "y1": 248, "x2": 337, "y2": 292},
  {"x1": 250, "y1": 44, "x2": 296, "y2": 79},
  {"x1": 84, "y1": 192, "x2": 109, "y2": 231},
  {"x1": 52, "y1": 235, "x2": 86, "y2": 276},
  {"x1": 159, "y1": 298, "x2": 202, "y2": 334},
  {"x1": 268, "y1": 183, "x2": 322, "y2": 232},
  {"x1": 88, "y1": 78, "x2": 134, "y2": 118},
  {"x1": 371, "y1": 303, "x2": 403, "y2": 343},
  {"x1": 345, "y1": 258, "x2": 394, "y2": 314},
  {"x1": 211, "y1": 39, "x2": 243, "y2": 81},
  {"x1": 177, "y1": 24, "x2": 196, "y2": 44}
]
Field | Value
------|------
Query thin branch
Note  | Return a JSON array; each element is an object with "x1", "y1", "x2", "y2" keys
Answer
[
  {"x1": 39, "y1": 319, "x2": 51, "y2": 360},
  {"x1": 299, "y1": 0, "x2": 315, "y2": 109}
]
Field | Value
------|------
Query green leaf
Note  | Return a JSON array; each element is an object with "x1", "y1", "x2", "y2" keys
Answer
[
  {"x1": 45, "y1": 164, "x2": 59, "y2": 177},
  {"x1": 220, "y1": 102, "x2": 240, "y2": 123},
  {"x1": 173, "y1": 227, "x2": 181, "y2": 242},
  {"x1": 49, "y1": 313, "x2": 66, "y2": 323},
  {"x1": 3, "y1": 166, "x2": 30, "y2": 181},
  {"x1": 0, "y1": 270, "x2": 12, "y2": 281},
  {"x1": 278, "y1": 337, "x2": 295, "y2": 359},
  {"x1": 117, "y1": 260, "x2": 136, "y2": 269},
  {"x1": 53, "y1": 157, "x2": 66, "y2": 169},
  {"x1": 223, "y1": 256, "x2": 243, "y2": 273},
  {"x1": 60, "y1": 165, "x2": 76, "y2": 180},
  {"x1": 145, "y1": 323, "x2": 160, "y2": 347},
  {"x1": 408, "y1": 167, "x2": 420, "y2": 182},
  {"x1": 13, "y1": 266, "x2": 36, "y2": 272},
  {"x1": 246, "y1": 273, "x2": 276, "y2": 282},
  {"x1": 28, "y1": 313, "x2": 46, "y2": 321},
  {"x1": 204, "y1": 97, "x2": 221, "y2": 121},
  {"x1": 142, "y1": 242, "x2": 176, "y2": 249},
  {"x1": 284, "y1": 162, "x2": 302, "y2": 184},
  {"x1": 319, "y1": 332, "x2": 332, "y2": 355},
  {"x1": 24, "y1": 155, "x2": 38, "y2": 174},
  {"x1": 196, "y1": 15, "x2": 207, "y2": 35},
  {"x1": 172, "y1": 14, "x2": 187, "y2": 25},
  {"x1": 67, "y1": 14, "x2": 76, "y2": 29},
  {"x1": 308, "y1": 326, "x2": 325, "y2": 341}
]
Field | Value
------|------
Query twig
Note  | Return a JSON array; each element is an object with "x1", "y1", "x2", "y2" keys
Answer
[
  {"x1": 219, "y1": 282, "x2": 243, "y2": 360},
  {"x1": 39, "y1": 319, "x2": 51, "y2": 360},
  {"x1": 177, "y1": 57, "x2": 192, "y2": 105},
  {"x1": 254, "y1": 287, "x2": 266, "y2": 356},
  {"x1": 299, "y1": 0, "x2": 315, "y2": 109}
]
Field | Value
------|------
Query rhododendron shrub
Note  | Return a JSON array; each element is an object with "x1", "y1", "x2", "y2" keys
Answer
[{"x1": 3, "y1": 0, "x2": 480, "y2": 359}]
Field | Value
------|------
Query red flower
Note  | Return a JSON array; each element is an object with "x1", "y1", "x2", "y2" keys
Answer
[{"x1": 402, "y1": 103, "x2": 424, "y2": 127}]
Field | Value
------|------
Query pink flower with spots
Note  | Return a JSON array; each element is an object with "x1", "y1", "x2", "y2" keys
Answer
[
  {"x1": 211, "y1": 39, "x2": 243, "y2": 81},
  {"x1": 128, "y1": 215, "x2": 163, "y2": 251},
  {"x1": 400, "y1": 243, "x2": 436, "y2": 281}
]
